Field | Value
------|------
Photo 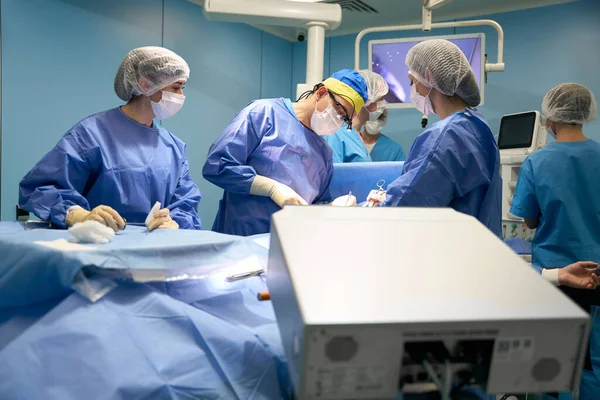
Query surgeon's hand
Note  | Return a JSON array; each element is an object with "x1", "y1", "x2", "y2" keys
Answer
[
  {"x1": 147, "y1": 209, "x2": 179, "y2": 231},
  {"x1": 66, "y1": 205, "x2": 126, "y2": 232},
  {"x1": 331, "y1": 194, "x2": 357, "y2": 207},
  {"x1": 558, "y1": 262, "x2": 600, "y2": 289},
  {"x1": 270, "y1": 184, "x2": 309, "y2": 207},
  {"x1": 366, "y1": 190, "x2": 387, "y2": 207}
]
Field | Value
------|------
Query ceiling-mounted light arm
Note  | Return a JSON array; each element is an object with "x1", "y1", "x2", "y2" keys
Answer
[
  {"x1": 354, "y1": 19, "x2": 505, "y2": 73},
  {"x1": 422, "y1": 0, "x2": 453, "y2": 30},
  {"x1": 203, "y1": 0, "x2": 342, "y2": 99}
]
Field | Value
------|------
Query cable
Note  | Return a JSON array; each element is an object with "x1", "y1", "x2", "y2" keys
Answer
[
  {"x1": 422, "y1": 359, "x2": 443, "y2": 391},
  {"x1": 442, "y1": 360, "x2": 452, "y2": 400}
]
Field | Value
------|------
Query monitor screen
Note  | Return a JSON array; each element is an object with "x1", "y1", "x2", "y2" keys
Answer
[
  {"x1": 498, "y1": 112, "x2": 537, "y2": 150},
  {"x1": 369, "y1": 34, "x2": 484, "y2": 107}
]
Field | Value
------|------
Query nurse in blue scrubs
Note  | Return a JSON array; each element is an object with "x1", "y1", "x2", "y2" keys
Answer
[
  {"x1": 361, "y1": 108, "x2": 406, "y2": 162},
  {"x1": 367, "y1": 39, "x2": 502, "y2": 237},
  {"x1": 19, "y1": 47, "x2": 202, "y2": 232},
  {"x1": 510, "y1": 83, "x2": 600, "y2": 400}
]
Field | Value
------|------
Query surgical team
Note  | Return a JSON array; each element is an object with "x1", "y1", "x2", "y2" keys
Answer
[
  {"x1": 19, "y1": 40, "x2": 506, "y2": 236},
  {"x1": 15, "y1": 37, "x2": 600, "y2": 399}
]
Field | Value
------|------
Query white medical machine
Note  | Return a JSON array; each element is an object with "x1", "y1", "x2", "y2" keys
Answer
[
  {"x1": 267, "y1": 207, "x2": 588, "y2": 400},
  {"x1": 498, "y1": 111, "x2": 548, "y2": 222}
]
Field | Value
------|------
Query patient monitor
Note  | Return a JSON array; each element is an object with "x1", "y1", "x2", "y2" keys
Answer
[
  {"x1": 268, "y1": 207, "x2": 588, "y2": 400},
  {"x1": 498, "y1": 111, "x2": 547, "y2": 221}
]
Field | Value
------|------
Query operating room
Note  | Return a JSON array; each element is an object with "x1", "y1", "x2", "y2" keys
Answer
[{"x1": 1, "y1": 0, "x2": 600, "y2": 399}]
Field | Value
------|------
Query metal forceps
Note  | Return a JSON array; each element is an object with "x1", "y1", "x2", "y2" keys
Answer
[
  {"x1": 226, "y1": 269, "x2": 265, "y2": 282},
  {"x1": 363, "y1": 179, "x2": 386, "y2": 207}
]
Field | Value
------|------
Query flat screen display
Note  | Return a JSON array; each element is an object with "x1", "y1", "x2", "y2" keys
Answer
[{"x1": 498, "y1": 112, "x2": 537, "y2": 150}]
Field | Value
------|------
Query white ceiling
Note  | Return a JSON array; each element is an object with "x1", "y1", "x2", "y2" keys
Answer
[{"x1": 190, "y1": 0, "x2": 578, "y2": 42}]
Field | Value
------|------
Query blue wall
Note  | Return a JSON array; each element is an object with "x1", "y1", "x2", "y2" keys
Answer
[
  {"x1": 0, "y1": 0, "x2": 293, "y2": 227},
  {"x1": 293, "y1": 0, "x2": 600, "y2": 154}
]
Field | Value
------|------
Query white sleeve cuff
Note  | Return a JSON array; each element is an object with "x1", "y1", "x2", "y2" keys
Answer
[
  {"x1": 66, "y1": 205, "x2": 83, "y2": 215},
  {"x1": 542, "y1": 268, "x2": 560, "y2": 286}
]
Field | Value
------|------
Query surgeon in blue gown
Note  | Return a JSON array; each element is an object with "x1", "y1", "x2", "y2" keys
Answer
[
  {"x1": 19, "y1": 47, "x2": 202, "y2": 232},
  {"x1": 367, "y1": 39, "x2": 501, "y2": 237},
  {"x1": 324, "y1": 70, "x2": 389, "y2": 163},
  {"x1": 510, "y1": 83, "x2": 600, "y2": 400},
  {"x1": 203, "y1": 69, "x2": 368, "y2": 236},
  {"x1": 361, "y1": 108, "x2": 406, "y2": 162}
]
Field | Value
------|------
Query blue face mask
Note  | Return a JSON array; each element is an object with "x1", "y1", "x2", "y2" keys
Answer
[{"x1": 546, "y1": 121, "x2": 556, "y2": 139}]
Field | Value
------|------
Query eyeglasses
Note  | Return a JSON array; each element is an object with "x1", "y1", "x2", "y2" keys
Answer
[{"x1": 328, "y1": 90, "x2": 356, "y2": 130}]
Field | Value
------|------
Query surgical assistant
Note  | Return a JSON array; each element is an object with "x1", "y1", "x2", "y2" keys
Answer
[
  {"x1": 19, "y1": 47, "x2": 202, "y2": 231},
  {"x1": 361, "y1": 108, "x2": 406, "y2": 162},
  {"x1": 203, "y1": 69, "x2": 368, "y2": 236},
  {"x1": 367, "y1": 39, "x2": 502, "y2": 237},
  {"x1": 510, "y1": 83, "x2": 600, "y2": 400},
  {"x1": 324, "y1": 70, "x2": 389, "y2": 163}
]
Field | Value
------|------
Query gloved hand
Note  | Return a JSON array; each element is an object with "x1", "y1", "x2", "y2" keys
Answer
[
  {"x1": 251, "y1": 175, "x2": 308, "y2": 207},
  {"x1": 365, "y1": 190, "x2": 387, "y2": 207},
  {"x1": 66, "y1": 205, "x2": 126, "y2": 232},
  {"x1": 557, "y1": 261, "x2": 600, "y2": 289},
  {"x1": 147, "y1": 208, "x2": 179, "y2": 231},
  {"x1": 331, "y1": 194, "x2": 357, "y2": 206}
]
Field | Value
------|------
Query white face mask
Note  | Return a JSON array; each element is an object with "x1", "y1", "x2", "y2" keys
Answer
[
  {"x1": 365, "y1": 120, "x2": 385, "y2": 135},
  {"x1": 311, "y1": 97, "x2": 344, "y2": 136},
  {"x1": 368, "y1": 101, "x2": 386, "y2": 121},
  {"x1": 410, "y1": 84, "x2": 434, "y2": 116},
  {"x1": 151, "y1": 90, "x2": 185, "y2": 120}
]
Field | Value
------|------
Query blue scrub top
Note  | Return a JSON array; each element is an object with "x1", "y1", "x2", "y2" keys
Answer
[
  {"x1": 203, "y1": 98, "x2": 334, "y2": 236},
  {"x1": 382, "y1": 109, "x2": 502, "y2": 237},
  {"x1": 370, "y1": 133, "x2": 406, "y2": 162},
  {"x1": 323, "y1": 126, "x2": 372, "y2": 163},
  {"x1": 510, "y1": 139, "x2": 600, "y2": 268},
  {"x1": 19, "y1": 107, "x2": 202, "y2": 230}
]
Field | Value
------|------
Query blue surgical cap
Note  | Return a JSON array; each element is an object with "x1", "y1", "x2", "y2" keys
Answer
[{"x1": 331, "y1": 69, "x2": 369, "y2": 103}]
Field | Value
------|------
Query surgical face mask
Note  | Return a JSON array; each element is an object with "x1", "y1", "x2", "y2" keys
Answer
[
  {"x1": 365, "y1": 120, "x2": 385, "y2": 136},
  {"x1": 311, "y1": 97, "x2": 344, "y2": 136},
  {"x1": 368, "y1": 103, "x2": 386, "y2": 121},
  {"x1": 546, "y1": 121, "x2": 557, "y2": 139},
  {"x1": 410, "y1": 84, "x2": 434, "y2": 116},
  {"x1": 368, "y1": 101, "x2": 386, "y2": 121},
  {"x1": 151, "y1": 90, "x2": 185, "y2": 120}
]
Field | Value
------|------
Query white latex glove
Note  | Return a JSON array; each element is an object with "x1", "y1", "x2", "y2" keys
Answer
[
  {"x1": 251, "y1": 175, "x2": 308, "y2": 207},
  {"x1": 148, "y1": 209, "x2": 179, "y2": 231},
  {"x1": 66, "y1": 205, "x2": 125, "y2": 232},
  {"x1": 68, "y1": 220, "x2": 115, "y2": 244},
  {"x1": 365, "y1": 190, "x2": 387, "y2": 207},
  {"x1": 146, "y1": 205, "x2": 179, "y2": 232},
  {"x1": 331, "y1": 194, "x2": 357, "y2": 207}
]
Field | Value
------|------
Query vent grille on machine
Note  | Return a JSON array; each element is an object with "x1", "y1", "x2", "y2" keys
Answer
[{"x1": 323, "y1": 0, "x2": 379, "y2": 13}]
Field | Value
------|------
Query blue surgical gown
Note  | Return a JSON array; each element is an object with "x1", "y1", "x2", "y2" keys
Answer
[
  {"x1": 324, "y1": 126, "x2": 372, "y2": 163},
  {"x1": 510, "y1": 140, "x2": 600, "y2": 269},
  {"x1": 202, "y1": 98, "x2": 334, "y2": 236},
  {"x1": 19, "y1": 107, "x2": 202, "y2": 230},
  {"x1": 510, "y1": 140, "x2": 600, "y2": 400},
  {"x1": 370, "y1": 133, "x2": 406, "y2": 162},
  {"x1": 382, "y1": 109, "x2": 502, "y2": 237}
]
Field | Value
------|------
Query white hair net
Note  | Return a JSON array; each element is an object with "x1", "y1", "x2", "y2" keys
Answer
[
  {"x1": 542, "y1": 83, "x2": 598, "y2": 125},
  {"x1": 406, "y1": 39, "x2": 480, "y2": 107},
  {"x1": 114, "y1": 46, "x2": 190, "y2": 102},
  {"x1": 359, "y1": 70, "x2": 389, "y2": 106}
]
